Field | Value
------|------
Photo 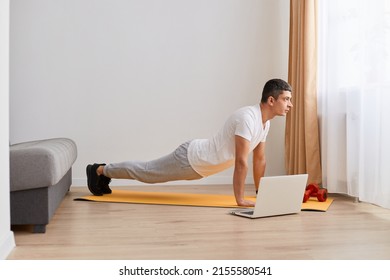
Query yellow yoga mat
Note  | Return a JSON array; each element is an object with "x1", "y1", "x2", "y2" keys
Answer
[
  {"x1": 302, "y1": 196, "x2": 334, "y2": 212},
  {"x1": 75, "y1": 190, "x2": 333, "y2": 211}
]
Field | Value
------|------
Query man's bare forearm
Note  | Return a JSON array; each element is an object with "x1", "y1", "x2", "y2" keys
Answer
[
  {"x1": 253, "y1": 158, "x2": 266, "y2": 191},
  {"x1": 233, "y1": 160, "x2": 248, "y2": 204}
]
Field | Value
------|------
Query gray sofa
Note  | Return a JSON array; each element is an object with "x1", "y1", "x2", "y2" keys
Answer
[{"x1": 9, "y1": 138, "x2": 77, "y2": 233}]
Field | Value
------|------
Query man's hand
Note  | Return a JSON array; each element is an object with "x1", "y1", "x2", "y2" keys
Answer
[{"x1": 236, "y1": 199, "x2": 256, "y2": 207}]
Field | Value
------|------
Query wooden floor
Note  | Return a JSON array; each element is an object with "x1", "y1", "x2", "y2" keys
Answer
[{"x1": 7, "y1": 184, "x2": 390, "y2": 260}]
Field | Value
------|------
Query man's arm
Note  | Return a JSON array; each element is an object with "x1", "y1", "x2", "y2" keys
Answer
[
  {"x1": 253, "y1": 142, "x2": 266, "y2": 193},
  {"x1": 233, "y1": 135, "x2": 255, "y2": 207}
]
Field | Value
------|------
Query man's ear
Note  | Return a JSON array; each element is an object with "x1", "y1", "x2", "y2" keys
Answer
[{"x1": 268, "y1": 96, "x2": 275, "y2": 105}]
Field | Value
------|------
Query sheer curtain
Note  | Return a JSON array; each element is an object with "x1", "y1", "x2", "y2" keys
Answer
[{"x1": 318, "y1": 0, "x2": 390, "y2": 208}]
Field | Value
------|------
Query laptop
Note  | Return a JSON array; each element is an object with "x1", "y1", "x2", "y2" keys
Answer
[{"x1": 230, "y1": 174, "x2": 308, "y2": 219}]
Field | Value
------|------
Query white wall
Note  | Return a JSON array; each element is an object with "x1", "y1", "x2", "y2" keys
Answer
[
  {"x1": 0, "y1": 0, "x2": 16, "y2": 260},
  {"x1": 10, "y1": 0, "x2": 290, "y2": 187}
]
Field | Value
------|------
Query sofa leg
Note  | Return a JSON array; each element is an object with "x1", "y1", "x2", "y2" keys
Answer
[{"x1": 33, "y1": 224, "x2": 46, "y2": 233}]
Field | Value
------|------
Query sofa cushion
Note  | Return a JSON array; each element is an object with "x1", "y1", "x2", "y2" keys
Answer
[{"x1": 10, "y1": 138, "x2": 77, "y2": 192}]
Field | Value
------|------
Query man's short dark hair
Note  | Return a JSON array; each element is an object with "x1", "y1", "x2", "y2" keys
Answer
[{"x1": 261, "y1": 79, "x2": 292, "y2": 103}]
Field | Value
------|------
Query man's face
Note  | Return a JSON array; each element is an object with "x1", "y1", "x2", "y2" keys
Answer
[{"x1": 272, "y1": 90, "x2": 293, "y2": 116}]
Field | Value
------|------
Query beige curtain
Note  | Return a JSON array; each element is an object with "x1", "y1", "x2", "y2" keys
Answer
[{"x1": 286, "y1": 0, "x2": 322, "y2": 185}]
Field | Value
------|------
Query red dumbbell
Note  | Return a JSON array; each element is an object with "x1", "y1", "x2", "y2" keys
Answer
[{"x1": 303, "y1": 183, "x2": 328, "y2": 203}]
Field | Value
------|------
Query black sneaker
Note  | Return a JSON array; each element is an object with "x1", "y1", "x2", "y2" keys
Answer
[
  {"x1": 86, "y1": 164, "x2": 103, "y2": 196},
  {"x1": 99, "y1": 174, "x2": 112, "y2": 194},
  {"x1": 95, "y1": 163, "x2": 112, "y2": 194}
]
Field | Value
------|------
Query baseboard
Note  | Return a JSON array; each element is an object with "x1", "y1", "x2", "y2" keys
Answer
[
  {"x1": 0, "y1": 231, "x2": 15, "y2": 260},
  {"x1": 72, "y1": 176, "x2": 254, "y2": 187}
]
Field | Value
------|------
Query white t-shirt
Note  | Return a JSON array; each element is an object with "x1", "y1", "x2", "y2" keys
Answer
[{"x1": 187, "y1": 104, "x2": 270, "y2": 177}]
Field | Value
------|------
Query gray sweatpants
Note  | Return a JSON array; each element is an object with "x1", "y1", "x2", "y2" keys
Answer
[{"x1": 103, "y1": 141, "x2": 202, "y2": 183}]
